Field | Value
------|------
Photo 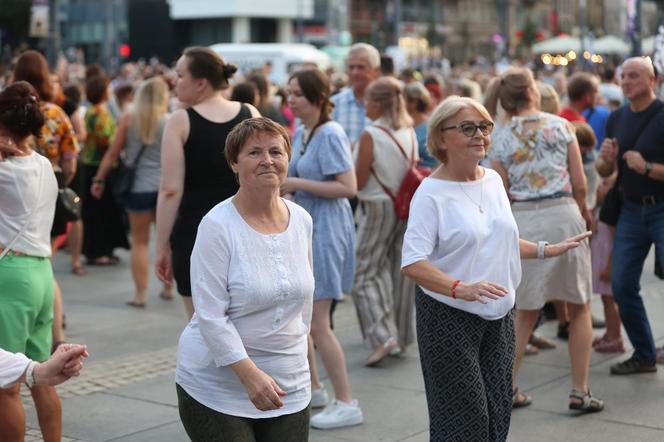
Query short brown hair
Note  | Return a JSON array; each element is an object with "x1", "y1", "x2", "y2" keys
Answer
[
  {"x1": 225, "y1": 117, "x2": 292, "y2": 167},
  {"x1": 13, "y1": 50, "x2": 53, "y2": 102},
  {"x1": 567, "y1": 72, "x2": 596, "y2": 101},
  {"x1": 571, "y1": 121, "x2": 597, "y2": 149},
  {"x1": 85, "y1": 74, "x2": 109, "y2": 105},
  {"x1": 184, "y1": 47, "x2": 237, "y2": 90}
]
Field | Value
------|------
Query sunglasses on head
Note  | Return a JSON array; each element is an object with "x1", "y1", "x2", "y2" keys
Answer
[{"x1": 441, "y1": 121, "x2": 494, "y2": 137}]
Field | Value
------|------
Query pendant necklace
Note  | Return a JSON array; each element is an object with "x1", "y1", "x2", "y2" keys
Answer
[{"x1": 458, "y1": 179, "x2": 484, "y2": 213}]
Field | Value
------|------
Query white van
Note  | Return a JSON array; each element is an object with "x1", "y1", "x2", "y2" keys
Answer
[{"x1": 209, "y1": 43, "x2": 331, "y2": 85}]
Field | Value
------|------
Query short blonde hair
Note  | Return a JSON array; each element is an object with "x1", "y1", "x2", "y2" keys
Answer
[
  {"x1": 536, "y1": 81, "x2": 561, "y2": 115},
  {"x1": 427, "y1": 96, "x2": 493, "y2": 163}
]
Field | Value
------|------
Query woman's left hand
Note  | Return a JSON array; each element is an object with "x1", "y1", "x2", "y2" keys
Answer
[
  {"x1": 544, "y1": 231, "x2": 592, "y2": 258},
  {"x1": 280, "y1": 177, "x2": 300, "y2": 195}
]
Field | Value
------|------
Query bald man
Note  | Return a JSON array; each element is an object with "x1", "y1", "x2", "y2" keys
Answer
[{"x1": 597, "y1": 57, "x2": 664, "y2": 374}]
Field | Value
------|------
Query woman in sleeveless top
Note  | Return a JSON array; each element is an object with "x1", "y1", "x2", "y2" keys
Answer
[
  {"x1": 92, "y1": 77, "x2": 173, "y2": 307},
  {"x1": 353, "y1": 77, "x2": 418, "y2": 366},
  {"x1": 155, "y1": 47, "x2": 260, "y2": 319}
]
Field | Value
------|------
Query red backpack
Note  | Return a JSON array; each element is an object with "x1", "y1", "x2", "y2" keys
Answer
[{"x1": 371, "y1": 126, "x2": 432, "y2": 220}]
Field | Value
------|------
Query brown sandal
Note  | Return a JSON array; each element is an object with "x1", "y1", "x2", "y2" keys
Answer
[{"x1": 512, "y1": 387, "x2": 532, "y2": 408}]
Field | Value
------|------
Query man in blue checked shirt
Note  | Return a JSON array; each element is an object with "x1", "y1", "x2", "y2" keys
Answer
[{"x1": 331, "y1": 43, "x2": 380, "y2": 148}]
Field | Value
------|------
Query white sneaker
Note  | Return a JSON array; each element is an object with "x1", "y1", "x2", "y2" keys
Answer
[
  {"x1": 310, "y1": 399, "x2": 364, "y2": 429},
  {"x1": 311, "y1": 386, "x2": 329, "y2": 408}
]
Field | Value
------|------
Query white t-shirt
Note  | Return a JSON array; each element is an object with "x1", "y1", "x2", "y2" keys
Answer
[
  {"x1": 176, "y1": 198, "x2": 315, "y2": 418},
  {"x1": 0, "y1": 152, "x2": 57, "y2": 257},
  {"x1": 401, "y1": 168, "x2": 521, "y2": 320},
  {"x1": 357, "y1": 119, "x2": 419, "y2": 201}
]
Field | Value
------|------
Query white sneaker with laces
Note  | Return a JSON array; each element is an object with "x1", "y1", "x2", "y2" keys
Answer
[
  {"x1": 310, "y1": 386, "x2": 329, "y2": 408},
  {"x1": 310, "y1": 399, "x2": 364, "y2": 429}
]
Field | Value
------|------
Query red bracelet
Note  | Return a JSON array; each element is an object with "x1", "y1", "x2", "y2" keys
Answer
[{"x1": 451, "y1": 280, "x2": 461, "y2": 299}]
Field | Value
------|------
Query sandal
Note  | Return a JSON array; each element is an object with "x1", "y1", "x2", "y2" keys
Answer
[
  {"x1": 366, "y1": 337, "x2": 398, "y2": 367},
  {"x1": 159, "y1": 291, "x2": 174, "y2": 300},
  {"x1": 569, "y1": 388, "x2": 604, "y2": 413},
  {"x1": 512, "y1": 387, "x2": 532, "y2": 408},
  {"x1": 71, "y1": 264, "x2": 87, "y2": 275},
  {"x1": 594, "y1": 337, "x2": 625, "y2": 353},
  {"x1": 126, "y1": 300, "x2": 146, "y2": 308},
  {"x1": 525, "y1": 343, "x2": 539, "y2": 356},
  {"x1": 529, "y1": 333, "x2": 557, "y2": 350}
]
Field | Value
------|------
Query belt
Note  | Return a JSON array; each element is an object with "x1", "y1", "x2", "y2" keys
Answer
[
  {"x1": 0, "y1": 247, "x2": 28, "y2": 257},
  {"x1": 516, "y1": 191, "x2": 573, "y2": 203},
  {"x1": 624, "y1": 195, "x2": 664, "y2": 205}
]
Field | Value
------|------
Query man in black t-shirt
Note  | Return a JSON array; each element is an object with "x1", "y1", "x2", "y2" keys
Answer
[{"x1": 597, "y1": 57, "x2": 664, "y2": 374}]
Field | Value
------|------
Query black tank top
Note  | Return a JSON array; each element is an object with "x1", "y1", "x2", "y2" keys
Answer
[{"x1": 173, "y1": 104, "x2": 251, "y2": 241}]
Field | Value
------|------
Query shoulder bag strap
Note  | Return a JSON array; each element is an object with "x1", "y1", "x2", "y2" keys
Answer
[
  {"x1": 0, "y1": 157, "x2": 45, "y2": 260},
  {"x1": 369, "y1": 125, "x2": 414, "y2": 201},
  {"x1": 131, "y1": 144, "x2": 148, "y2": 168}
]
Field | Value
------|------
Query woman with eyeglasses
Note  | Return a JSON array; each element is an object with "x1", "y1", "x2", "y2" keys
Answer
[
  {"x1": 353, "y1": 76, "x2": 418, "y2": 366},
  {"x1": 484, "y1": 67, "x2": 603, "y2": 413},
  {"x1": 401, "y1": 96, "x2": 592, "y2": 441}
]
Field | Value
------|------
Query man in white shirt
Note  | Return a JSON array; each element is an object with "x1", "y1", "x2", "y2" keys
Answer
[{"x1": 331, "y1": 43, "x2": 381, "y2": 147}]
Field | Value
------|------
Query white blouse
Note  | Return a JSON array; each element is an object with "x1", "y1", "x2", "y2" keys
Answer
[
  {"x1": 0, "y1": 152, "x2": 57, "y2": 257},
  {"x1": 176, "y1": 198, "x2": 315, "y2": 418},
  {"x1": 401, "y1": 168, "x2": 521, "y2": 320},
  {"x1": 0, "y1": 349, "x2": 30, "y2": 388}
]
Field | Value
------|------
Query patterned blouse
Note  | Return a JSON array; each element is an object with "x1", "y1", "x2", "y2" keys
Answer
[
  {"x1": 81, "y1": 104, "x2": 116, "y2": 166},
  {"x1": 488, "y1": 112, "x2": 574, "y2": 201},
  {"x1": 31, "y1": 102, "x2": 80, "y2": 168}
]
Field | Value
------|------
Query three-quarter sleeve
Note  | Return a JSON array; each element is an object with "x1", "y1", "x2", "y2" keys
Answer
[
  {"x1": 0, "y1": 349, "x2": 30, "y2": 388},
  {"x1": 190, "y1": 216, "x2": 248, "y2": 367},
  {"x1": 401, "y1": 190, "x2": 440, "y2": 268}
]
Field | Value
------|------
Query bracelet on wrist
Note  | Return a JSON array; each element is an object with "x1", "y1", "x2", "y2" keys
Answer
[
  {"x1": 537, "y1": 241, "x2": 549, "y2": 259},
  {"x1": 451, "y1": 279, "x2": 461, "y2": 299},
  {"x1": 24, "y1": 361, "x2": 38, "y2": 388},
  {"x1": 92, "y1": 178, "x2": 105, "y2": 184}
]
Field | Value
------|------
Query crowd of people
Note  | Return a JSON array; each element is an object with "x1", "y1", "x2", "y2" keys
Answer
[{"x1": 0, "y1": 41, "x2": 663, "y2": 442}]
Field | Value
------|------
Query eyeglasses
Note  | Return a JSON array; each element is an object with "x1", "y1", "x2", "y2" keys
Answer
[{"x1": 441, "y1": 121, "x2": 494, "y2": 137}]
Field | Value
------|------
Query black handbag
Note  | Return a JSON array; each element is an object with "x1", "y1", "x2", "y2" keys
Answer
[
  {"x1": 55, "y1": 187, "x2": 82, "y2": 223},
  {"x1": 599, "y1": 106, "x2": 661, "y2": 226},
  {"x1": 113, "y1": 144, "x2": 147, "y2": 204}
]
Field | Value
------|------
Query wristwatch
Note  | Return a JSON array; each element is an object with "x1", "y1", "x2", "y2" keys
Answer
[{"x1": 644, "y1": 162, "x2": 654, "y2": 177}]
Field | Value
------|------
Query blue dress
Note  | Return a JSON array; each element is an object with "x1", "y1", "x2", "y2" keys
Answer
[{"x1": 289, "y1": 121, "x2": 356, "y2": 301}]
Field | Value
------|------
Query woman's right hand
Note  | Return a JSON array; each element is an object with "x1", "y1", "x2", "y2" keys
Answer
[
  {"x1": 455, "y1": 281, "x2": 508, "y2": 304},
  {"x1": 155, "y1": 246, "x2": 173, "y2": 284},
  {"x1": 238, "y1": 365, "x2": 286, "y2": 411}
]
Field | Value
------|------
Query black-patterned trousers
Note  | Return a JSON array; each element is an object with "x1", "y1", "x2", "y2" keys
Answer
[{"x1": 416, "y1": 287, "x2": 515, "y2": 442}]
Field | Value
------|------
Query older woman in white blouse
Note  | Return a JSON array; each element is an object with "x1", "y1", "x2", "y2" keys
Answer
[
  {"x1": 401, "y1": 97, "x2": 591, "y2": 442},
  {"x1": 175, "y1": 118, "x2": 314, "y2": 442}
]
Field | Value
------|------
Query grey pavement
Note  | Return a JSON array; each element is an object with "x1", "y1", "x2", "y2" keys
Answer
[{"x1": 23, "y1": 246, "x2": 664, "y2": 441}]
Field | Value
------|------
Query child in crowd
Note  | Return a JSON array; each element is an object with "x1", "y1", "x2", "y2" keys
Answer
[{"x1": 573, "y1": 122, "x2": 624, "y2": 353}]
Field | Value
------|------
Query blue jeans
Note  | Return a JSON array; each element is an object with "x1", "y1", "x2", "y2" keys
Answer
[{"x1": 611, "y1": 200, "x2": 664, "y2": 363}]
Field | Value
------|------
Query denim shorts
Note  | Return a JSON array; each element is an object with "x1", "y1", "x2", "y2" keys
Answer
[{"x1": 124, "y1": 191, "x2": 158, "y2": 213}]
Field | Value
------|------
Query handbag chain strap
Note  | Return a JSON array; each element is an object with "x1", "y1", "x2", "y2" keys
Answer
[{"x1": 0, "y1": 155, "x2": 45, "y2": 260}]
